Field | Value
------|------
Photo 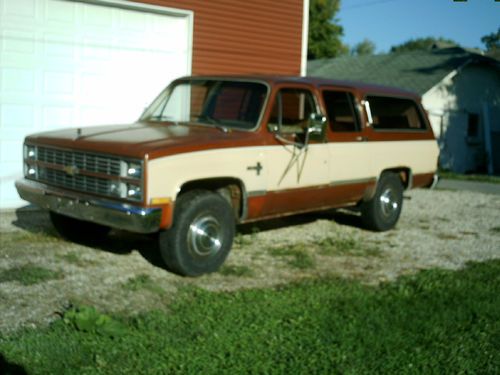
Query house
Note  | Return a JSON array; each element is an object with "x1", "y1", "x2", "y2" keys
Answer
[
  {"x1": 308, "y1": 47, "x2": 500, "y2": 176},
  {"x1": 0, "y1": 0, "x2": 309, "y2": 209}
]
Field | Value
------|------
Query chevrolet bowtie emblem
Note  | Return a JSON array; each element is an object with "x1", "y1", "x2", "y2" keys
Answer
[{"x1": 63, "y1": 165, "x2": 79, "y2": 176}]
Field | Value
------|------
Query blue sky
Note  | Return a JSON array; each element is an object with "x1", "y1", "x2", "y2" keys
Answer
[{"x1": 337, "y1": 0, "x2": 500, "y2": 53}]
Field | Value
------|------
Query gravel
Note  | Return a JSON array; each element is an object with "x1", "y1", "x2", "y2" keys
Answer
[{"x1": 0, "y1": 188, "x2": 499, "y2": 334}]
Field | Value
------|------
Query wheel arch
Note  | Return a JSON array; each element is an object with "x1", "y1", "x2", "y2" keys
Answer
[
  {"x1": 364, "y1": 167, "x2": 412, "y2": 201},
  {"x1": 178, "y1": 177, "x2": 248, "y2": 222},
  {"x1": 378, "y1": 167, "x2": 412, "y2": 189}
]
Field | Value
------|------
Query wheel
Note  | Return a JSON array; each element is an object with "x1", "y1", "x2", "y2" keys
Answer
[
  {"x1": 361, "y1": 172, "x2": 403, "y2": 231},
  {"x1": 159, "y1": 190, "x2": 235, "y2": 276},
  {"x1": 50, "y1": 211, "x2": 110, "y2": 243}
]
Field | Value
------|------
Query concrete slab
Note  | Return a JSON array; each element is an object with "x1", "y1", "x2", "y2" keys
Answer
[{"x1": 436, "y1": 179, "x2": 500, "y2": 195}]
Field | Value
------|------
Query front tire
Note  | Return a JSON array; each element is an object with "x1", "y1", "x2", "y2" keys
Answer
[
  {"x1": 159, "y1": 190, "x2": 235, "y2": 276},
  {"x1": 361, "y1": 172, "x2": 403, "y2": 231}
]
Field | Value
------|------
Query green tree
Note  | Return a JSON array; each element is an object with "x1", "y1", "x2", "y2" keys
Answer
[
  {"x1": 352, "y1": 38, "x2": 376, "y2": 56},
  {"x1": 390, "y1": 37, "x2": 458, "y2": 53},
  {"x1": 308, "y1": 0, "x2": 348, "y2": 59},
  {"x1": 481, "y1": 28, "x2": 499, "y2": 52}
]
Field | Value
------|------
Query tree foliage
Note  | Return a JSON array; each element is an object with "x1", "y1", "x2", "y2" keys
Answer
[
  {"x1": 390, "y1": 37, "x2": 458, "y2": 53},
  {"x1": 352, "y1": 39, "x2": 376, "y2": 56},
  {"x1": 308, "y1": 0, "x2": 348, "y2": 59},
  {"x1": 481, "y1": 28, "x2": 499, "y2": 52}
]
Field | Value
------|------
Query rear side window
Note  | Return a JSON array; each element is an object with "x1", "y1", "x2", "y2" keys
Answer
[
  {"x1": 322, "y1": 91, "x2": 360, "y2": 132},
  {"x1": 367, "y1": 96, "x2": 426, "y2": 131}
]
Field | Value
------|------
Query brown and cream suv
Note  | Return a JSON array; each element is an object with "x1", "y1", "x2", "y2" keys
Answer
[{"x1": 16, "y1": 76, "x2": 439, "y2": 276}]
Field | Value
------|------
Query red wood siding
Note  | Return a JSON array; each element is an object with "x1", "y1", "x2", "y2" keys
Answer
[{"x1": 134, "y1": 0, "x2": 304, "y2": 75}]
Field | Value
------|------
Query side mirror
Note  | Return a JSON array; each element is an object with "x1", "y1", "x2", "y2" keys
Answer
[
  {"x1": 267, "y1": 123, "x2": 279, "y2": 133},
  {"x1": 308, "y1": 113, "x2": 326, "y2": 136}
]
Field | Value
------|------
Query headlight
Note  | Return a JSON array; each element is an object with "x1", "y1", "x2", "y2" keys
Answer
[
  {"x1": 24, "y1": 164, "x2": 37, "y2": 178},
  {"x1": 127, "y1": 162, "x2": 142, "y2": 178},
  {"x1": 24, "y1": 144, "x2": 36, "y2": 160},
  {"x1": 108, "y1": 181, "x2": 142, "y2": 201},
  {"x1": 127, "y1": 184, "x2": 142, "y2": 199},
  {"x1": 121, "y1": 160, "x2": 142, "y2": 179}
]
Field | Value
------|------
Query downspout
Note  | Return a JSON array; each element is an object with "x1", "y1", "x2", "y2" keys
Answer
[
  {"x1": 482, "y1": 103, "x2": 494, "y2": 175},
  {"x1": 300, "y1": 0, "x2": 310, "y2": 76}
]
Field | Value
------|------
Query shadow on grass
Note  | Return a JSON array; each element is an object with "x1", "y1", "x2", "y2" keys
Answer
[
  {"x1": 12, "y1": 207, "x2": 165, "y2": 270},
  {"x1": 11, "y1": 206, "x2": 366, "y2": 271},
  {"x1": 237, "y1": 208, "x2": 364, "y2": 235},
  {"x1": 0, "y1": 352, "x2": 28, "y2": 375}
]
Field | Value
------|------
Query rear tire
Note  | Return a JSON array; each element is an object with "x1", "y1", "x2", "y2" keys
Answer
[
  {"x1": 159, "y1": 190, "x2": 235, "y2": 276},
  {"x1": 50, "y1": 211, "x2": 110, "y2": 243},
  {"x1": 361, "y1": 172, "x2": 403, "y2": 231}
]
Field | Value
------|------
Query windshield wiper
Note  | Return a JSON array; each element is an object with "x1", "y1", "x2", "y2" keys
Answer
[
  {"x1": 198, "y1": 115, "x2": 229, "y2": 132},
  {"x1": 147, "y1": 115, "x2": 175, "y2": 121}
]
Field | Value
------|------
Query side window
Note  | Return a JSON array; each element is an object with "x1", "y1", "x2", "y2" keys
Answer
[
  {"x1": 322, "y1": 91, "x2": 360, "y2": 132},
  {"x1": 367, "y1": 96, "x2": 426, "y2": 131},
  {"x1": 269, "y1": 89, "x2": 316, "y2": 134}
]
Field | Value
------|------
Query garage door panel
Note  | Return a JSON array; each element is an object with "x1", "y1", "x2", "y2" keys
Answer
[
  {"x1": 0, "y1": 0, "x2": 191, "y2": 208},
  {"x1": 1, "y1": 140, "x2": 22, "y2": 162},
  {"x1": 43, "y1": 106, "x2": 74, "y2": 129},
  {"x1": 1, "y1": 0, "x2": 38, "y2": 20},
  {"x1": 45, "y1": 0, "x2": 77, "y2": 25},
  {"x1": 1, "y1": 67, "x2": 35, "y2": 94},
  {"x1": 1, "y1": 30, "x2": 36, "y2": 57},
  {"x1": 82, "y1": 3, "x2": 113, "y2": 27},
  {"x1": 43, "y1": 34, "x2": 78, "y2": 62},
  {"x1": 43, "y1": 71, "x2": 75, "y2": 96},
  {"x1": 1, "y1": 103, "x2": 35, "y2": 129}
]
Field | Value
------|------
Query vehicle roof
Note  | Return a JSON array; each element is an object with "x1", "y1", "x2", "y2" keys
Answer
[{"x1": 175, "y1": 75, "x2": 421, "y2": 99}]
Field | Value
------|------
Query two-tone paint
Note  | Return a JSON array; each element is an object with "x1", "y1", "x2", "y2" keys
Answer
[{"x1": 16, "y1": 76, "x2": 439, "y2": 233}]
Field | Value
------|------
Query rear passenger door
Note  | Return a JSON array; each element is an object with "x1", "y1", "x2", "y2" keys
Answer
[{"x1": 321, "y1": 88, "x2": 376, "y2": 203}]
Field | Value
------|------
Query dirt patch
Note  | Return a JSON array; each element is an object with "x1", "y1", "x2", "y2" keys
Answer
[{"x1": 1, "y1": 189, "x2": 499, "y2": 334}]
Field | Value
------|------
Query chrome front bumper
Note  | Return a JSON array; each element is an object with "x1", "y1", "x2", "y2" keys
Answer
[{"x1": 15, "y1": 179, "x2": 162, "y2": 234}]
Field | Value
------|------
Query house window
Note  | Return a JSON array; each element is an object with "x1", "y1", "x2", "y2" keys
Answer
[
  {"x1": 367, "y1": 96, "x2": 426, "y2": 131},
  {"x1": 322, "y1": 91, "x2": 360, "y2": 132}
]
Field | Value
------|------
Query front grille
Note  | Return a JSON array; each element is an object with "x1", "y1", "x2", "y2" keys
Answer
[
  {"x1": 37, "y1": 146, "x2": 122, "y2": 176},
  {"x1": 38, "y1": 167, "x2": 111, "y2": 196},
  {"x1": 25, "y1": 145, "x2": 143, "y2": 202}
]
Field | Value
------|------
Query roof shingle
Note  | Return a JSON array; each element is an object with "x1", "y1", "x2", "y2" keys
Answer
[{"x1": 307, "y1": 47, "x2": 498, "y2": 95}]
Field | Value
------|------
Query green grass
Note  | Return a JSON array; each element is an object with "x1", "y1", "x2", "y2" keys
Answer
[
  {"x1": 318, "y1": 236, "x2": 382, "y2": 257},
  {"x1": 269, "y1": 244, "x2": 316, "y2": 269},
  {"x1": 439, "y1": 170, "x2": 500, "y2": 184},
  {"x1": 121, "y1": 274, "x2": 165, "y2": 295},
  {"x1": 0, "y1": 231, "x2": 61, "y2": 246},
  {"x1": 1, "y1": 260, "x2": 499, "y2": 374},
  {"x1": 57, "y1": 252, "x2": 98, "y2": 267},
  {"x1": 0, "y1": 264, "x2": 63, "y2": 286},
  {"x1": 219, "y1": 264, "x2": 254, "y2": 277}
]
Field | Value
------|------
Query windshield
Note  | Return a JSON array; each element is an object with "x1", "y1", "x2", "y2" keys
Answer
[{"x1": 141, "y1": 79, "x2": 268, "y2": 130}]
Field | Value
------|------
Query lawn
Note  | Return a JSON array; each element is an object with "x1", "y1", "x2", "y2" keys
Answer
[
  {"x1": 439, "y1": 170, "x2": 500, "y2": 184},
  {"x1": 1, "y1": 260, "x2": 499, "y2": 374}
]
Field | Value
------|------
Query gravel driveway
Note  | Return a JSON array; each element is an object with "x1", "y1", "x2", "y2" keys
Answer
[{"x1": 0, "y1": 188, "x2": 499, "y2": 334}]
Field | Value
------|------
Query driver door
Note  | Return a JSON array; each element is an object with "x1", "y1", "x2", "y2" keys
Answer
[{"x1": 261, "y1": 87, "x2": 330, "y2": 215}]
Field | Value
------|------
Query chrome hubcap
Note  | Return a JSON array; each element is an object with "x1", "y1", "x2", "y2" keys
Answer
[
  {"x1": 188, "y1": 215, "x2": 222, "y2": 257},
  {"x1": 379, "y1": 188, "x2": 399, "y2": 218}
]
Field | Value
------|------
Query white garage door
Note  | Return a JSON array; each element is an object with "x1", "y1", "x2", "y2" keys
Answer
[{"x1": 0, "y1": 0, "x2": 192, "y2": 208}]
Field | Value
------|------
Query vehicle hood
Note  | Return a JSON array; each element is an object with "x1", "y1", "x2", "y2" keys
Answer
[{"x1": 25, "y1": 122, "x2": 265, "y2": 159}]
